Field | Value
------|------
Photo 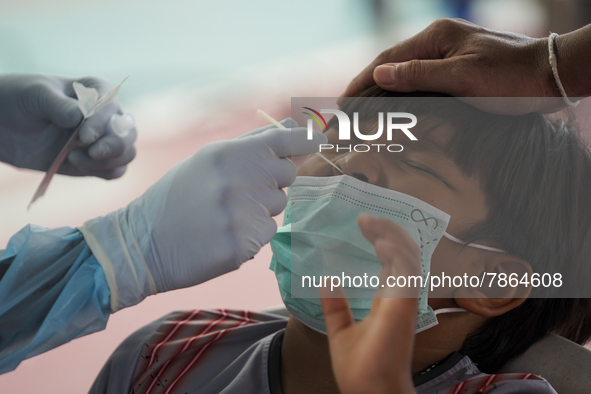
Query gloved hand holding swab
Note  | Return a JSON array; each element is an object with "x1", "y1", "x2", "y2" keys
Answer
[
  {"x1": 256, "y1": 109, "x2": 343, "y2": 174},
  {"x1": 28, "y1": 76, "x2": 129, "y2": 209}
]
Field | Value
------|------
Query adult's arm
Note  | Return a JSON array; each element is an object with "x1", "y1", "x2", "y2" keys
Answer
[
  {"x1": 0, "y1": 120, "x2": 327, "y2": 374},
  {"x1": 0, "y1": 225, "x2": 110, "y2": 374},
  {"x1": 340, "y1": 19, "x2": 591, "y2": 114}
]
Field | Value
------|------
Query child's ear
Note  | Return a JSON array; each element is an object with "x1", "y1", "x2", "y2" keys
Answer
[{"x1": 453, "y1": 253, "x2": 532, "y2": 318}]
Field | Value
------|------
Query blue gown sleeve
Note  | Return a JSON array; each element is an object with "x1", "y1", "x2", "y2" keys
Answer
[{"x1": 0, "y1": 224, "x2": 111, "y2": 374}]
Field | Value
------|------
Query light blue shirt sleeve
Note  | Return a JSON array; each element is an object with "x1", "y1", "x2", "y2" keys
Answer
[{"x1": 0, "y1": 224, "x2": 111, "y2": 374}]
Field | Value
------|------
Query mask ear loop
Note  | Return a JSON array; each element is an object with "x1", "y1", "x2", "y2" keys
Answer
[
  {"x1": 434, "y1": 307, "x2": 467, "y2": 315},
  {"x1": 414, "y1": 308, "x2": 467, "y2": 334},
  {"x1": 442, "y1": 232, "x2": 507, "y2": 254}
]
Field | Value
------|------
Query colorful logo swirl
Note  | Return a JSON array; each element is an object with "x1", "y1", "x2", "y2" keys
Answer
[{"x1": 302, "y1": 107, "x2": 328, "y2": 131}]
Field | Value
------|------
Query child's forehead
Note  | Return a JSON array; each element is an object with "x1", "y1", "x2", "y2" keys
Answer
[
  {"x1": 409, "y1": 119, "x2": 456, "y2": 156},
  {"x1": 334, "y1": 116, "x2": 457, "y2": 158}
]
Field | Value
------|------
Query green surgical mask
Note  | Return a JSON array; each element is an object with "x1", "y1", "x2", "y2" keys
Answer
[{"x1": 270, "y1": 175, "x2": 466, "y2": 334}]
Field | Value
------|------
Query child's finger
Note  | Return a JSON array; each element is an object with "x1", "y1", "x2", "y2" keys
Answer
[
  {"x1": 374, "y1": 238, "x2": 421, "y2": 280},
  {"x1": 358, "y1": 214, "x2": 416, "y2": 249},
  {"x1": 357, "y1": 213, "x2": 383, "y2": 244},
  {"x1": 320, "y1": 286, "x2": 354, "y2": 337}
]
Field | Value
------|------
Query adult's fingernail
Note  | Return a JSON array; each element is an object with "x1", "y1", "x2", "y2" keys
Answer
[
  {"x1": 374, "y1": 65, "x2": 396, "y2": 85},
  {"x1": 316, "y1": 130, "x2": 328, "y2": 145},
  {"x1": 111, "y1": 113, "x2": 135, "y2": 136}
]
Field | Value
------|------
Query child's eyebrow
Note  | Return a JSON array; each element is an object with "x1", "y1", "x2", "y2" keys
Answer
[
  {"x1": 407, "y1": 122, "x2": 454, "y2": 158},
  {"x1": 411, "y1": 137, "x2": 449, "y2": 158}
]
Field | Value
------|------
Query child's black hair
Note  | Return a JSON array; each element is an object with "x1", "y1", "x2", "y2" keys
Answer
[{"x1": 336, "y1": 87, "x2": 591, "y2": 372}]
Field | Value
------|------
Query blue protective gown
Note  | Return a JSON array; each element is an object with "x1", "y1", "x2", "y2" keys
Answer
[{"x1": 0, "y1": 224, "x2": 111, "y2": 374}]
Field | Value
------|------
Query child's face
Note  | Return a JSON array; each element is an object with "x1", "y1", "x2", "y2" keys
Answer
[
  {"x1": 297, "y1": 122, "x2": 494, "y2": 297},
  {"x1": 298, "y1": 123, "x2": 488, "y2": 242}
]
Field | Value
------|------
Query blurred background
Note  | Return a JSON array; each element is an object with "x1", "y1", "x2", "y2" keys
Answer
[{"x1": 0, "y1": 0, "x2": 589, "y2": 392}]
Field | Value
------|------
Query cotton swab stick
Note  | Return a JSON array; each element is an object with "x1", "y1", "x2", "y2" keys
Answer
[
  {"x1": 256, "y1": 109, "x2": 344, "y2": 174},
  {"x1": 257, "y1": 109, "x2": 284, "y2": 129},
  {"x1": 308, "y1": 148, "x2": 345, "y2": 174}
]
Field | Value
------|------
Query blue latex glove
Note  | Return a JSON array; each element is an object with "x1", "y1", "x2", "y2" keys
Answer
[
  {"x1": 0, "y1": 225, "x2": 110, "y2": 374},
  {"x1": 0, "y1": 74, "x2": 137, "y2": 179},
  {"x1": 81, "y1": 119, "x2": 327, "y2": 311},
  {"x1": 0, "y1": 120, "x2": 325, "y2": 373}
]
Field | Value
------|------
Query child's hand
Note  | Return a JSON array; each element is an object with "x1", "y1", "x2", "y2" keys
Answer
[{"x1": 320, "y1": 214, "x2": 420, "y2": 394}]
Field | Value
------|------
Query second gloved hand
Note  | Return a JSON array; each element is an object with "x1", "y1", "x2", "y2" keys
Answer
[
  {"x1": 0, "y1": 74, "x2": 136, "y2": 179},
  {"x1": 81, "y1": 119, "x2": 327, "y2": 311}
]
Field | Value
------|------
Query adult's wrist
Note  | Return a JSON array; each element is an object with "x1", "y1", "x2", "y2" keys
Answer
[
  {"x1": 553, "y1": 30, "x2": 590, "y2": 99},
  {"x1": 528, "y1": 37, "x2": 558, "y2": 99},
  {"x1": 80, "y1": 208, "x2": 158, "y2": 312}
]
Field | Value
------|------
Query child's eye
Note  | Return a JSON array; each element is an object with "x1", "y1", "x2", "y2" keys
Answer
[
  {"x1": 402, "y1": 160, "x2": 449, "y2": 185},
  {"x1": 402, "y1": 160, "x2": 433, "y2": 174}
]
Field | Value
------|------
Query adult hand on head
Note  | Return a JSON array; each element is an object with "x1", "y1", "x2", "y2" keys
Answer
[
  {"x1": 81, "y1": 119, "x2": 328, "y2": 311},
  {"x1": 340, "y1": 19, "x2": 568, "y2": 114},
  {"x1": 0, "y1": 74, "x2": 136, "y2": 179},
  {"x1": 320, "y1": 214, "x2": 420, "y2": 394}
]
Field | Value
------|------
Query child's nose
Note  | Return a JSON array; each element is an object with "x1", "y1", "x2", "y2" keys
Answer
[{"x1": 334, "y1": 152, "x2": 383, "y2": 186}]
